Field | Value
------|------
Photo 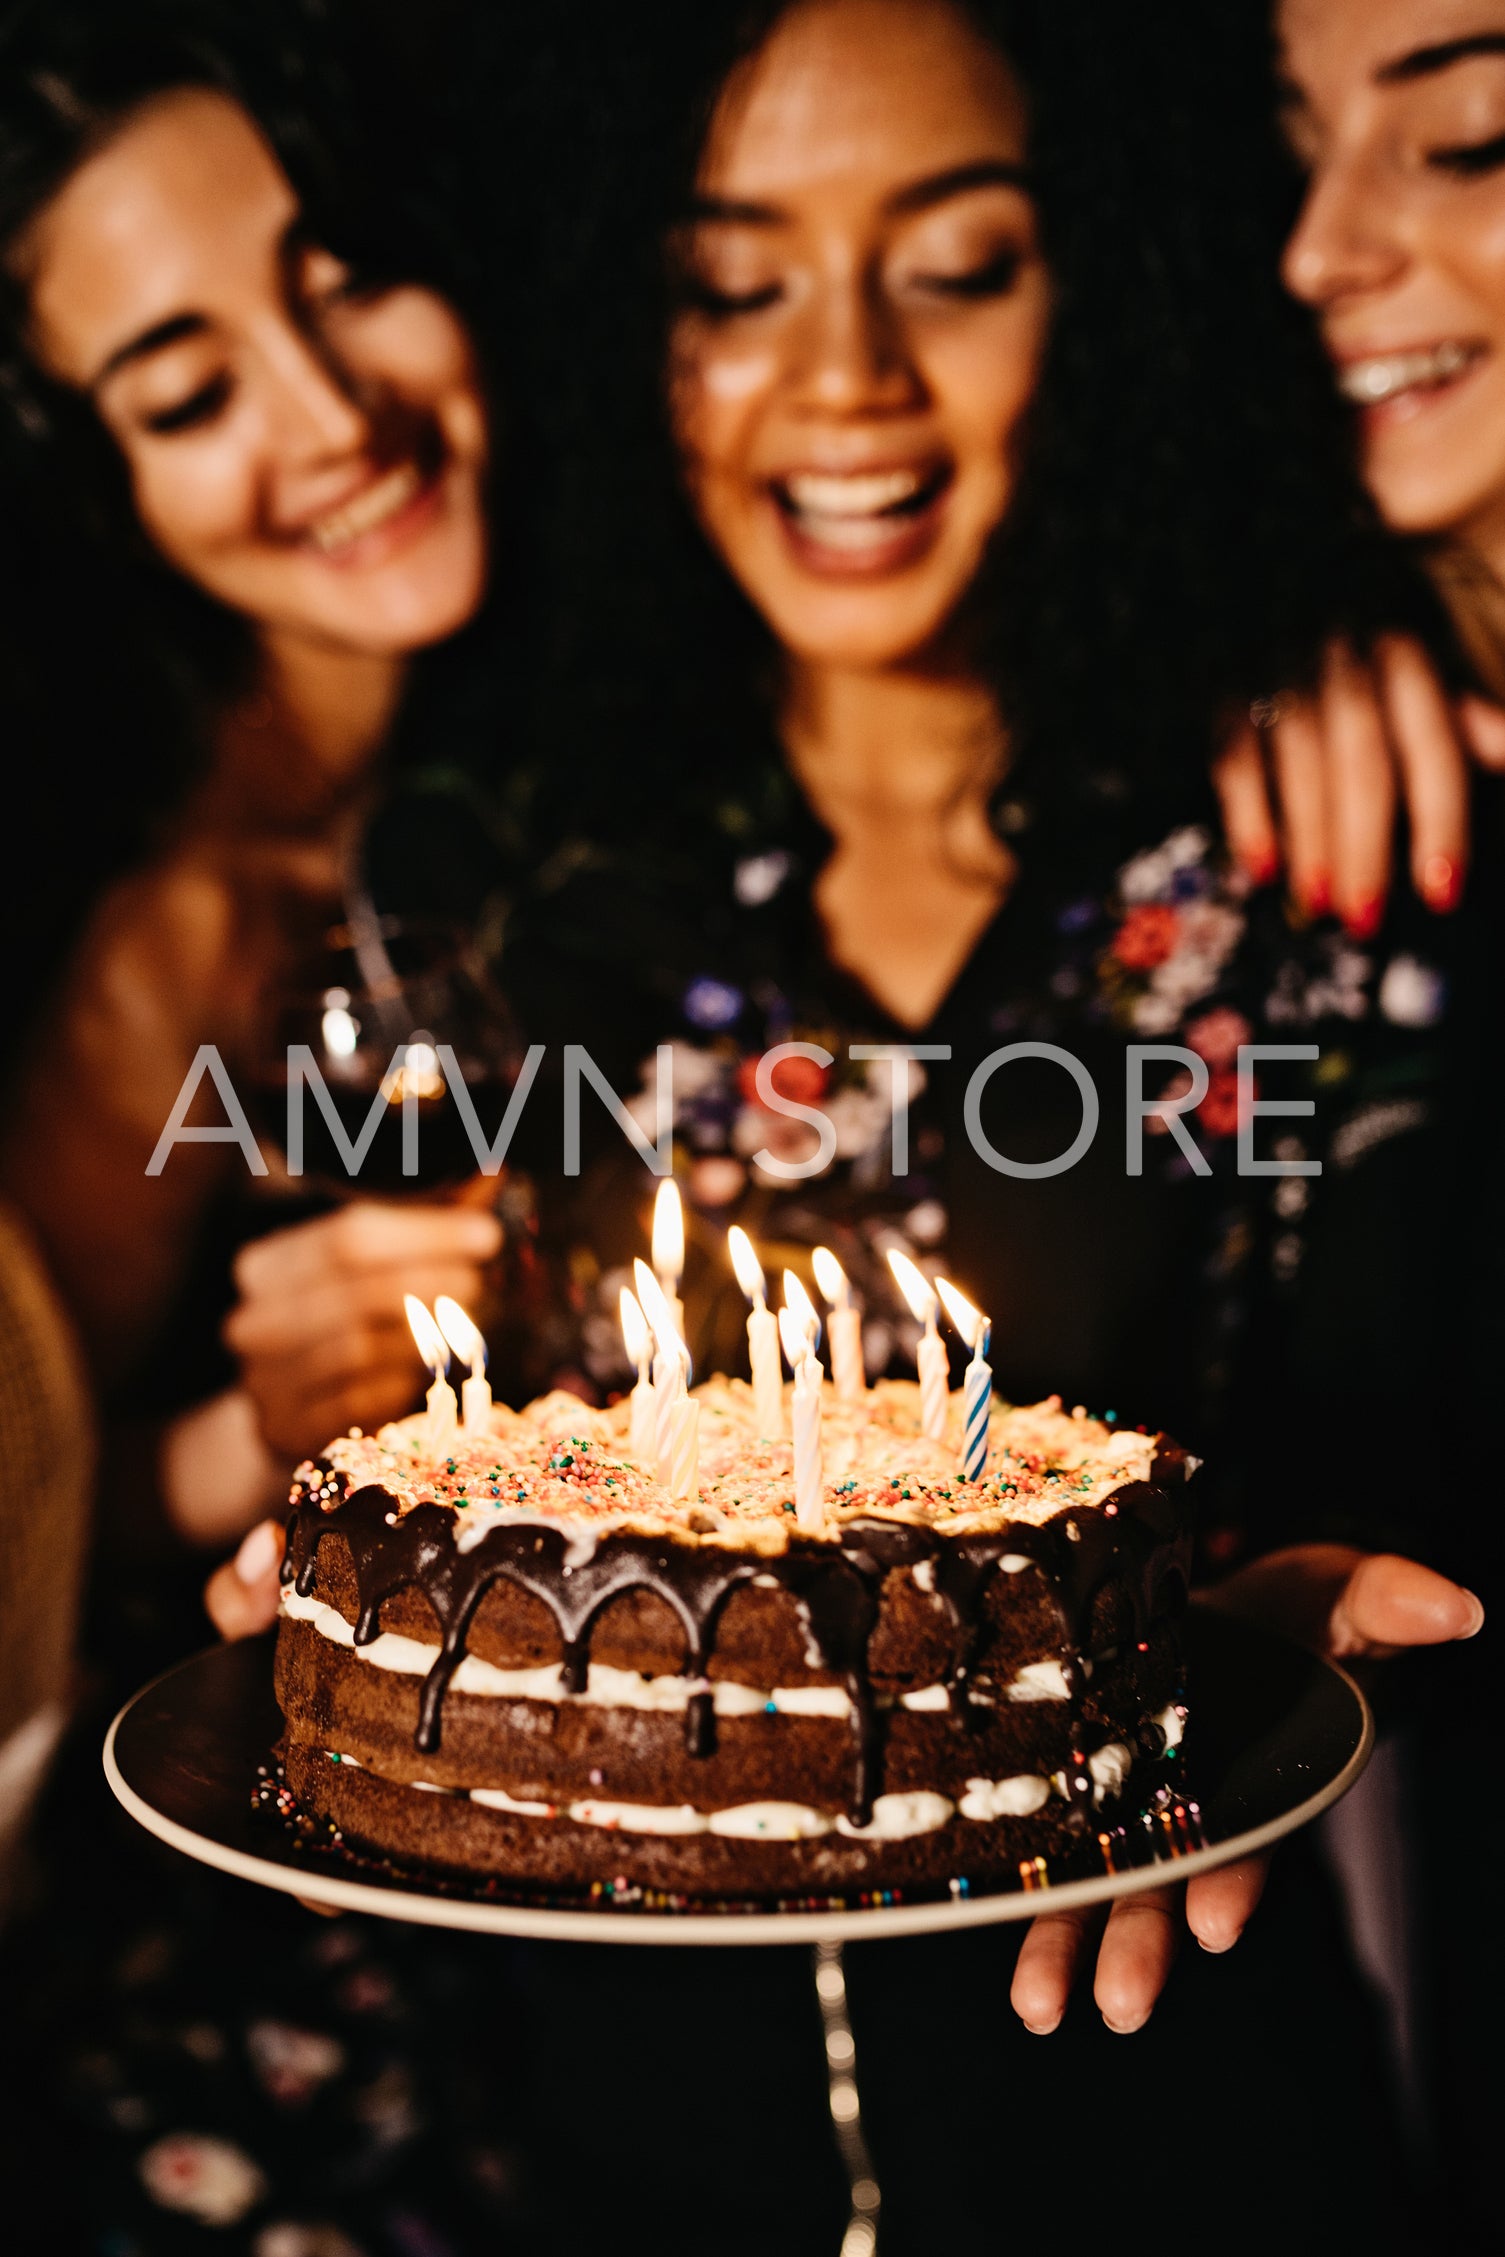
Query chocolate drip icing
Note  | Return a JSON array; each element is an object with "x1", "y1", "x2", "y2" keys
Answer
[{"x1": 285, "y1": 1457, "x2": 1192, "y2": 1827}]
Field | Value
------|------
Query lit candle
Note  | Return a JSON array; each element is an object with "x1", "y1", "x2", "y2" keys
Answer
[
  {"x1": 668, "y1": 1396, "x2": 701, "y2": 1500},
  {"x1": 779, "y1": 1301, "x2": 825, "y2": 1532},
  {"x1": 434, "y1": 1295, "x2": 492, "y2": 1435},
  {"x1": 652, "y1": 1178, "x2": 686, "y2": 1338},
  {"x1": 618, "y1": 1286, "x2": 657, "y2": 1463},
  {"x1": 635, "y1": 1257, "x2": 689, "y2": 1486},
  {"x1": 887, "y1": 1249, "x2": 949, "y2": 1442},
  {"x1": 404, "y1": 1294, "x2": 457, "y2": 1446},
  {"x1": 728, "y1": 1225, "x2": 784, "y2": 1435},
  {"x1": 936, "y1": 1278, "x2": 993, "y2": 1482},
  {"x1": 812, "y1": 1245, "x2": 865, "y2": 1401}
]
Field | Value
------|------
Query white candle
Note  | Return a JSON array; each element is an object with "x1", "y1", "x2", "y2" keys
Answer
[
  {"x1": 619, "y1": 1286, "x2": 657, "y2": 1462},
  {"x1": 435, "y1": 1295, "x2": 492, "y2": 1436},
  {"x1": 728, "y1": 1226, "x2": 784, "y2": 1435},
  {"x1": 779, "y1": 1302, "x2": 825, "y2": 1532},
  {"x1": 886, "y1": 1249, "x2": 950, "y2": 1442},
  {"x1": 635, "y1": 1259, "x2": 690, "y2": 1487},
  {"x1": 653, "y1": 1341, "x2": 685, "y2": 1486},
  {"x1": 917, "y1": 1325, "x2": 949, "y2": 1442},
  {"x1": 404, "y1": 1294, "x2": 457, "y2": 1447},
  {"x1": 937, "y1": 1278, "x2": 992, "y2": 1481},
  {"x1": 652, "y1": 1178, "x2": 686, "y2": 1338},
  {"x1": 813, "y1": 1245, "x2": 865, "y2": 1401},
  {"x1": 668, "y1": 1396, "x2": 701, "y2": 1500}
]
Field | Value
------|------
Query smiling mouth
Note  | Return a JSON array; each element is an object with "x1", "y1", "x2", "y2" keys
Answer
[
  {"x1": 1336, "y1": 340, "x2": 1484, "y2": 409},
  {"x1": 772, "y1": 464, "x2": 951, "y2": 554},
  {"x1": 305, "y1": 459, "x2": 428, "y2": 555}
]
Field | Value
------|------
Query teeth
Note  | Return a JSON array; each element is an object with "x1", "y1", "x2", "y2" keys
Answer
[
  {"x1": 786, "y1": 510, "x2": 918, "y2": 552},
  {"x1": 308, "y1": 461, "x2": 423, "y2": 552},
  {"x1": 1337, "y1": 341, "x2": 1475, "y2": 405},
  {"x1": 783, "y1": 467, "x2": 927, "y2": 517}
]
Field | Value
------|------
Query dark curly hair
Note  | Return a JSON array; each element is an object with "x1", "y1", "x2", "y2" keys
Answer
[{"x1": 509, "y1": 0, "x2": 1456, "y2": 858}]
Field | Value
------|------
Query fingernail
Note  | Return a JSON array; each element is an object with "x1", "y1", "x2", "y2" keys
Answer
[
  {"x1": 1422, "y1": 853, "x2": 1461, "y2": 913},
  {"x1": 1101, "y1": 2012, "x2": 1147, "y2": 2036},
  {"x1": 1300, "y1": 872, "x2": 1331, "y2": 919},
  {"x1": 235, "y1": 1520, "x2": 281, "y2": 1586},
  {"x1": 1244, "y1": 849, "x2": 1280, "y2": 889},
  {"x1": 1343, "y1": 895, "x2": 1383, "y2": 941},
  {"x1": 1020, "y1": 2016, "x2": 1062, "y2": 2037},
  {"x1": 1196, "y1": 1930, "x2": 1243, "y2": 1955},
  {"x1": 1457, "y1": 1590, "x2": 1485, "y2": 1639}
]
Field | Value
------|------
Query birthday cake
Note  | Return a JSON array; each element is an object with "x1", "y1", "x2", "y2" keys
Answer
[{"x1": 273, "y1": 1378, "x2": 1196, "y2": 1900}]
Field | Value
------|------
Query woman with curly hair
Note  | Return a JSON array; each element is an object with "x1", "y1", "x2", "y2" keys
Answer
[{"x1": 351, "y1": 6, "x2": 1482, "y2": 2244}]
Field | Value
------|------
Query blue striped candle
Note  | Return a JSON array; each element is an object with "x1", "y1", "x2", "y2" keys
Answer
[{"x1": 962, "y1": 1322, "x2": 992, "y2": 1482}]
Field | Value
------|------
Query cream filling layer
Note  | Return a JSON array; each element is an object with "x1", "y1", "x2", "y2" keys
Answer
[
  {"x1": 283, "y1": 1587, "x2": 1076, "y2": 1714},
  {"x1": 321, "y1": 1708, "x2": 1180, "y2": 1841}
]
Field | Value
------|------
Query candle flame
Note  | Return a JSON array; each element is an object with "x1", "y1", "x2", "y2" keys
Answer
[
  {"x1": 434, "y1": 1295, "x2": 486, "y2": 1372},
  {"x1": 935, "y1": 1277, "x2": 985, "y2": 1353},
  {"x1": 778, "y1": 1303, "x2": 813, "y2": 1372},
  {"x1": 781, "y1": 1269, "x2": 820, "y2": 1350},
  {"x1": 651, "y1": 1178, "x2": 684, "y2": 1283},
  {"x1": 619, "y1": 1285, "x2": 650, "y2": 1370},
  {"x1": 726, "y1": 1223, "x2": 766, "y2": 1304},
  {"x1": 886, "y1": 1247, "x2": 938, "y2": 1326},
  {"x1": 403, "y1": 1294, "x2": 449, "y2": 1376},
  {"x1": 811, "y1": 1245, "x2": 848, "y2": 1308},
  {"x1": 633, "y1": 1257, "x2": 687, "y2": 1363}
]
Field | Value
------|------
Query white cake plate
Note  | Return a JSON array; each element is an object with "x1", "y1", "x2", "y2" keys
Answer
[{"x1": 103, "y1": 1605, "x2": 1370, "y2": 1944}]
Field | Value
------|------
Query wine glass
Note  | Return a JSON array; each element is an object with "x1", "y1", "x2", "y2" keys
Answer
[{"x1": 248, "y1": 914, "x2": 528, "y2": 1200}]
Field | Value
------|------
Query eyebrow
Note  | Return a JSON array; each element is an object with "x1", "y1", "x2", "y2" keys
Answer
[
  {"x1": 685, "y1": 157, "x2": 1032, "y2": 228},
  {"x1": 1376, "y1": 31, "x2": 1505, "y2": 84},
  {"x1": 92, "y1": 310, "x2": 209, "y2": 388}
]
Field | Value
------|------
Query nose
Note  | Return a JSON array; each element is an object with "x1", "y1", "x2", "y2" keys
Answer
[
  {"x1": 1282, "y1": 149, "x2": 1409, "y2": 308},
  {"x1": 259, "y1": 318, "x2": 373, "y2": 464},
  {"x1": 788, "y1": 264, "x2": 924, "y2": 415}
]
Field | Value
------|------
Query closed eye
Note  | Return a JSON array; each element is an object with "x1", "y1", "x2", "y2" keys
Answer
[
  {"x1": 143, "y1": 372, "x2": 234, "y2": 435},
  {"x1": 677, "y1": 277, "x2": 784, "y2": 318},
  {"x1": 915, "y1": 248, "x2": 1023, "y2": 300},
  {"x1": 1428, "y1": 130, "x2": 1505, "y2": 177}
]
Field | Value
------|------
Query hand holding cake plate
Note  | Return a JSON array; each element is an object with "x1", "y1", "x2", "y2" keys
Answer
[{"x1": 118, "y1": 1362, "x2": 1402, "y2": 1953}]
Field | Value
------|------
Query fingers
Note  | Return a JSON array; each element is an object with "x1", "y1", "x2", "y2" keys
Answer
[
  {"x1": 1329, "y1": 1553, "x2": 1486, "y2": 1660},
  {"x1": 204, "y1": 1518, "x2": 284, "y2": 1640},
  {"x1": 1320, "y1": 644, "x2": 1396, "y2": 935},
  {"x1": 225, "y1": 1261, "x2": 488, "y2": 1361},
  {"x1": 1269, "y1": 697, "x2": 1331, "y2": 918},
  {"x1": 1185, "y1": 1855, "x2": 1269, "y2": 1954},
  {"x1": 1458, "y1": 693, "x2": 1505, "y2": 771},
  {"x1": 232, "y1": 1202, "x2": 501, "y2": 1302},
  {"x1": 1092, "y1": 1885, "x2": 1181, "y2": 2033},
  {"x1": 1011, "y1": 1905, "x2": 1100, "y2": 2034},
  {"x1": 1213, "y1": 726, "x2": 1281, "y2": 886},
  {"x1": 1377, "y1": 637, "x2": 1469, "y2": 912}
]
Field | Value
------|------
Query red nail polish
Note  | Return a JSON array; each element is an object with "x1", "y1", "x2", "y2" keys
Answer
[
  {"x1": 1422, "y1": 853, "x2": 1461, "y2": 913},
  {"x1": 1245, "y1": 848, "x2": 1280, "y2": 889},
  {"x1": 1302, "y1": 872, "x2": 1331, "y2": 918},
  {"x1": 1345, "y1": 895, "x2": 1383, "y2": 941}
]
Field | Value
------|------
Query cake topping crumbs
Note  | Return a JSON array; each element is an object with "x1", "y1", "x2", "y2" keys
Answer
[{"x1": 289, "y1": 1381, "x2": 1171, "y2": 1552}]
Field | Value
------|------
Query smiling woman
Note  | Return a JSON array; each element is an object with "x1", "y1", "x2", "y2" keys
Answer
[
  {"x1": 19, "y1": 85, "x2": 487, "y2": 659},
  {"x1": 0, "y1": 4, "x2": 508, "y2": 1498},
  {"x1": 668, "y1": 0, "x2": 1048, "y2": 671},
  {"x1": 1278, "y1": 0, "x2": 1505, "y2": 677}
]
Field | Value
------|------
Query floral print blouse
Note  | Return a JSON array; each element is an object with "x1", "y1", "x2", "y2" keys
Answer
[{"x1": 497, "y1": 764, "x2": 1492, "y2": 1583}]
